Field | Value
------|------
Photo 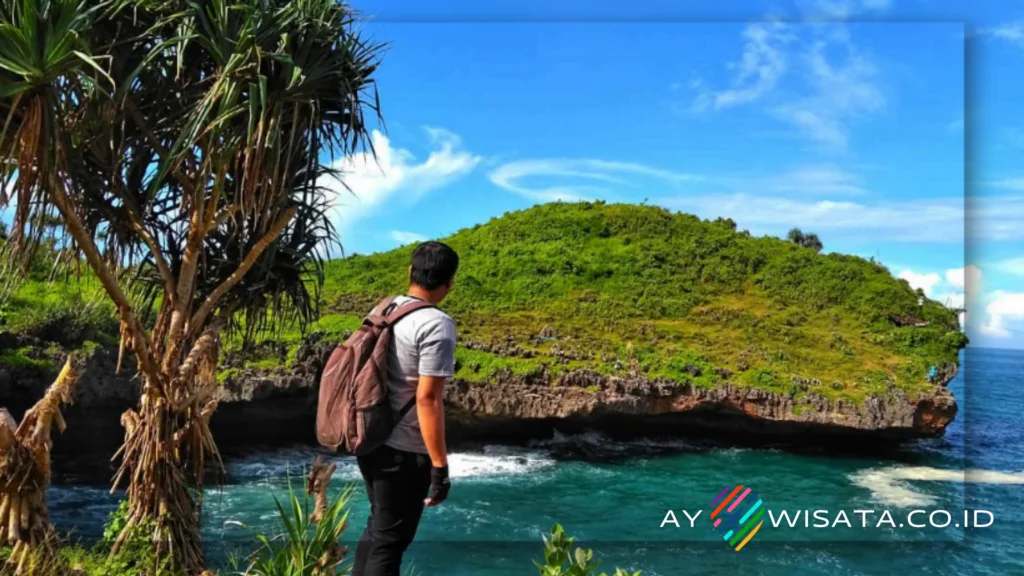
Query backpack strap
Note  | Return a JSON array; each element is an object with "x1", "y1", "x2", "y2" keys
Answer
[
  {"x1": 383, "y1": 298, "x2": 436, "y2": 325},
  {"x1": 396, "y1": 396, "x2": 417, "y2": 422},
  {"x1": 378, "y1": 297, "x2": 436, "y2": 424}
]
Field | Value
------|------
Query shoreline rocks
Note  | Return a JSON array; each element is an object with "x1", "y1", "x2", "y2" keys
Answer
[{"x1": 2, "y1": 333, "x2": 959, "y2": 460}]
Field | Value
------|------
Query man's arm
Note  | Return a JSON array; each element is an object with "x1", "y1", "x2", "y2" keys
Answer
[
  {"x1": 416, "y1": 375, "x2": 447, "y2": 469},
  {"x1": 415, "y1": 315, "x2": 456, "y2": 506}
]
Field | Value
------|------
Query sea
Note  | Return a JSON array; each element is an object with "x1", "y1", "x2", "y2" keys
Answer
[{"x1": 47, "y1": 347, "x2": 1024, "y2": 575}]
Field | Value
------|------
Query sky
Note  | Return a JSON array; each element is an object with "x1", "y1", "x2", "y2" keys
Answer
[{"x1": 314, "y1": 0, "x2": 1024, "y2": 349}]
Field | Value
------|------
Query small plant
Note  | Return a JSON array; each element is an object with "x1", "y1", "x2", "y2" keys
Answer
[
  {"x1": 234, "y1": 478, "x2": 354, "y2": 576},
  {"x1": 535, "y1": 524, "x2": 640, "y2": 576}
]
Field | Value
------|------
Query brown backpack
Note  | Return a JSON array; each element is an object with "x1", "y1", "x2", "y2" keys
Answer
[{"x1": 316, "y1": 296, "x2": 435, "y2": 455}]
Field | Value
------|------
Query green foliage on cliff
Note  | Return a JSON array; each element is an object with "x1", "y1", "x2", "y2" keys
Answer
[
  {"x1": 0, "y1": 202, "x2": 965, "y2": 405},
  {"x1": 318, "y1": 202, "x2": 965, "y2": 403}
]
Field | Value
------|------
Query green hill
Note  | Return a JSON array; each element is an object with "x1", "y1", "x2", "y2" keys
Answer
[
  {"x1": 319, "y1": 201, "x2": 965, "y2": 403},
  {"x1": 0, "y1": 201, "x2": 966, "y2": 406}
]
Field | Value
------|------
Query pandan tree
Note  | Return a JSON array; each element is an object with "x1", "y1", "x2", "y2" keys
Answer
[{"x1": 0, "y1": 0, "x2": 382, "y2": 571}]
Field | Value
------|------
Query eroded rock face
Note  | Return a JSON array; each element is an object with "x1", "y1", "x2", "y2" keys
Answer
[
  {"x1": 0, "y1": 329, "x2": 959, "y2": 448},
  {"x1": 444, "y1": 366, "x2": 958, "y2": 440},
  {"x1": 0, "y1": 336, "x2": 139, "y2": 410}
]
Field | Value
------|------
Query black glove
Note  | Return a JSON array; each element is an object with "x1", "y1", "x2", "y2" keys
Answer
[{"x1": 425, "y1": 465, "x2": 450, "y2": 506}]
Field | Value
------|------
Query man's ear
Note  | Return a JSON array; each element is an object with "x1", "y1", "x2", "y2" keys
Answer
[{"x1": 408, "y1": 265, "x2": 413, "y2": 282}]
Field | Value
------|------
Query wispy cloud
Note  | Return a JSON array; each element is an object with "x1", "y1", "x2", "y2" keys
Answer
[
  {"x1": 660, "y1": 192, "x2": 1022, "y2": 243},
  {"x1": 981, "y1": 22, "x2": 1024, "y2": 47},
  {"x1": 488, "y1": 158, "x2": 702, "y2": 202},
  {"x1": 798, "y1": 0, "x2": 893, "y2": 20},
  {"x1": 690, "y1": 21, "x2": 792, "y2": 113},
  {"x1": 763, "y1": 164, "x2": 867, "y2": 196},
  {"x1": 389, "y1": 230, "x2": 428, "y2": 245},
  {"x1": 687, "y1": 21, "x2": 884, "y2": 149},
  {"x1": 660, "y1": 193, "x2": 964, "y2": 242},
  {"x1": 995, "y1": 257, "x2": 1024, "y2": 276},
  {"x1": 320, "y1": 127, "x2": 482, "y2": 236},
  {"x1": 967, "y1": 195, "x2": 1024, "y2": 241},
  {"x1": 986, "y1": 177, "x2": 1024, "y2": 191},
  {"x1": 771, "y1": 29, "x2": 884, "y2": 148}
]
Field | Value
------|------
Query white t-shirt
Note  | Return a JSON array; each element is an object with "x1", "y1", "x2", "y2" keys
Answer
[{"x1": 372, "y1": 295, "x2": 456, "y2": 454}]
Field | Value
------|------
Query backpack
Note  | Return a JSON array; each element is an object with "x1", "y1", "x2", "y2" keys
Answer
[{"x1": 315, "y1": 296, "x2": 435, "y2": 455}]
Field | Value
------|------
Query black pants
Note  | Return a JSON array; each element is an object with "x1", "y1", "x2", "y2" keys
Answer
[{"x1": 353, "y1": 445, "x2": 432, "y2": 576}]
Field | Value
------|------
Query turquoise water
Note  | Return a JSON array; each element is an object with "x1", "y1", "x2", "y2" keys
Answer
[{"x1": 49, "y1": 348, "x2": 1024, "y2": 575}]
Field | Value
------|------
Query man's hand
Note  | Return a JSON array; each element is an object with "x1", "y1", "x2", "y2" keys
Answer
[{"x1": 425, "y1": 465, "x2": 450, "y2": 506}]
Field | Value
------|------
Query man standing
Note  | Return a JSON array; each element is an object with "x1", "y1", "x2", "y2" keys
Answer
[{"x1": 353, "y1": 241, "x2": 458, "y2": 576}]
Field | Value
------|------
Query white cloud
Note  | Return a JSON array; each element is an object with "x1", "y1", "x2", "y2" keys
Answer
[
  {"x1": 980, "y1": 291, "x2": 1024, "y2": 340},
  {"x1": 986, "y1": 178, "x2": 1024, "y2": 191},
  {"x1": 899, "y1": 266, "x2": 979, "y2": 331},
  {"x1": 996, "y1": 257, "x2": 1024, "y2": 276},
  {"x1": 771, "y1": 32, "x2": 884, "y2": 148},
  {"x1": 689, "y1": 21, "x2": 884, "y2": 149},
  {"x1": 661, "y1": 193, "x2": 964, "y2": 242},
  {"x1": 320, "y1": 127, "x2": 481, "y2": 233},
  {"x1": 967, "y1": 195, "x2": 1024, "y2": 242},
  {"x1": 945, "y1": 265, "x2": 982, "y2": 292},
  {"x1": 767, "y1": 164, "x2": 866, "y2": 196},
  {"x1": 390, "y1": 231, "x2": 427, "y2": 245},
  {"x1": 691, "y1": 21, "x2": 792, "y2": 112},
  {"x1": 489, "y1": 158, "x2": 702, "y2": 202},
  {"x1": 982, "y1": 22, "x2": 1024, "y2": 46},
  {"x1": 899, "y1": 270, "x2": 941, "y2": 296},
  {"x1": 797, "y1": 0, "x2": 893, "y2": 20}
]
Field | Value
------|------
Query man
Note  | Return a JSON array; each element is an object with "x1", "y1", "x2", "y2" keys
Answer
[{"x1": 353, "y1": 241, "x2": 458, "y2": 576}]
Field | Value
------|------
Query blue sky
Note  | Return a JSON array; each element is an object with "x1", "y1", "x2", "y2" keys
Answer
[{"x1": 321, "y1": 0, "x2": 1024, "y2": 348}]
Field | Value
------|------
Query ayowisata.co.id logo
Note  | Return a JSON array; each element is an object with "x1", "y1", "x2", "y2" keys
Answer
[
  {"x1": 710, "y1": 485, "x2": 764, "y2": 551},
  {"x1": 659, "y1": 485, "x2": 995, "y2": 551}
]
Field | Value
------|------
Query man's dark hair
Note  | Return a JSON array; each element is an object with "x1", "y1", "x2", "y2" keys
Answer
[{"x1": 410, "y1": 241, "x2": 459, "y2": 290}]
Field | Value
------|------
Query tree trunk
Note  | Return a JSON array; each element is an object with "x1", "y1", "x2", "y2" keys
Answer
[{"x1": 111, "y1": 330, "x2": 222, "y2": 575}]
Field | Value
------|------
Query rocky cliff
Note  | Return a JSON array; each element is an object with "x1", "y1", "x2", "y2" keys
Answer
[
  {"x1": 0, "y1": 331, "x2": 960, "y2": 460},
  {"x1": 1, "y1": 202, "x2": 969, "y2": 453}
]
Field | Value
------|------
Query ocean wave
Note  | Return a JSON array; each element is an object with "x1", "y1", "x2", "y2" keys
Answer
[
  {"x1": 222, "y1": 445, "x2": 555, "y2": 483},
  {"x1": 449, "y1": 447, "x2": 555, "y2": 479},
  {"x1": 850, "y1": 465, "x2": 1024, "y2": 507}
]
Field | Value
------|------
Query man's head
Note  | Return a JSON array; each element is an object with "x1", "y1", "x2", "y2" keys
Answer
[{"x1": 408, "y1": 241, "x2": 459, "y2": 303}]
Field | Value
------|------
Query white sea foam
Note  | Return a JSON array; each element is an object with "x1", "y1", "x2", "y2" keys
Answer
[
  {"x1": 850, "y1": 465, "x2": 1024, "y2": 508},
  {"x1": 449, "y1": 446, "x2": 555, "y2": 479},
  {"x1": 223, "y1": 445, "x2": 554, "y2": 483}
]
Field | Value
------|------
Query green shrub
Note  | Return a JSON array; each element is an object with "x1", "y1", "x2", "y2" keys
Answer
[
  {"x1": 535, "y1": 524, "x2": 639, "y2": 576},
  {"x1": 66, "y1": 499, "x2": 176, "y2": 576}
]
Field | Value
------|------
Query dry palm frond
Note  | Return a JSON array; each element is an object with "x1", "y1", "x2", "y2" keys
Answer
[
  {"x1": 306, "y1": 456, "x2": 337, "y2": 525},
  {"x1": 0, "y1": 356, "x2": 83, "y2": 575}
]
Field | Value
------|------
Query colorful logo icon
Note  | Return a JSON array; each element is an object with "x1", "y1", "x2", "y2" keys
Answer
[{"x1": 710, "y1": 485, "x2": 764, "y2": 551}]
